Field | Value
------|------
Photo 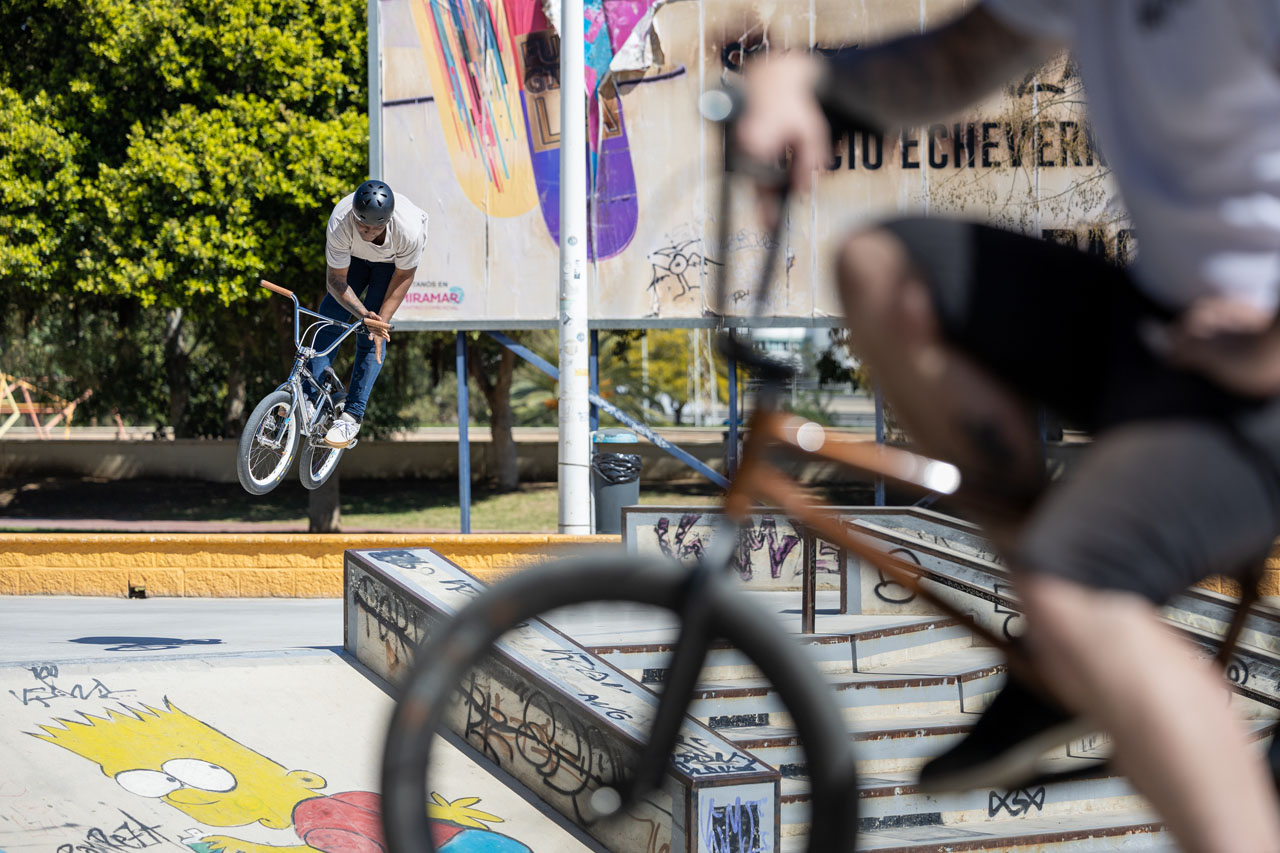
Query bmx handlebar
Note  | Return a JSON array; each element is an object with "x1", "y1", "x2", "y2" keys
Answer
[
  {"x1": 259, "y1": 278, "x2": 390, "y2": 363},
  {"x1": 260, "y1": 279, "x2": 295, "y2": 299}
]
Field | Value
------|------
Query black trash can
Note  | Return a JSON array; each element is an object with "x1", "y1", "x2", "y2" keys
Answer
[{"x1": 591, "y1": 429, "x2": 641, "y2": 534}]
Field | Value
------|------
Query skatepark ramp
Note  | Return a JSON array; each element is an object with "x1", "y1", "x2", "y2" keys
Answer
[
  {"x1": 345, "y1": 507, "x2": 1280, "y2": 851},
  {"x1": 346, "y1": 548, "x2": 782, "y2": 853}
]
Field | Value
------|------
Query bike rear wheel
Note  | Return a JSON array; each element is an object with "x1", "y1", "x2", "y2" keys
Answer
[
  {"x1": 381, "y1": 554, "x2": 859, "y2": 853},
  {"x1": 236, "y1": 390, "x2": 298, "y2": 495},
  {"x1": 299, "y1": 436, "x2": 343, "y2": 490}
]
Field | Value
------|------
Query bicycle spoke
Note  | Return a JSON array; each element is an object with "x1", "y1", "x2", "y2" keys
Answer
[{"x1": 246, "y1": 405, "x2": 293, "y2": 486}]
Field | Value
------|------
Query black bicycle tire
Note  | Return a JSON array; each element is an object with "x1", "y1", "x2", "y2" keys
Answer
[
  {"x1": 298, "y1": 440, "x2": 343, "y2": 490},
  {"x1": 380, "y1": 554, "x2": 859, "y2": 853},
  {"x1": 236, "y1": 390, "x2": 298, "y2": 496}
]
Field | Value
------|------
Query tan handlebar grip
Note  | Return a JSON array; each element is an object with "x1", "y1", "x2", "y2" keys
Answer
[
  {"x1": 363, "y1": 318, "x2": 391, "y2": 364},
  {"x1": 260, "y1": 279, "x2": 294, "y2": 298}
]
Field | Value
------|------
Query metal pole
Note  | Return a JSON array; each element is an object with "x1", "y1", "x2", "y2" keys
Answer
[
  {"x1": 696, "y1": 330, "x2": 706, "y2": 425},
  {"x1": 589, "y1": 329, "x2": 600, "y2": 433},
  {"x1": 641, "y1": 331, "x2": 650, "y2": 419},
  {"x1": 557, "y1": 0, "x2": 591, "y2": 534},
  {"x1": 727, "y1": 349, "x2": 738, "y2": 477},
  {"x1": 457, "y1": 332, "x2": 471, "y2": 533},
  {"x1": 802, "y1": 534, "x2": 817, "y2": 634},
  {"x1": 874, "y1": 380, "x2": 885, "y2": 507},
  {"x1": 367, "y1": 0, "x2": 382, "y2": 180}
]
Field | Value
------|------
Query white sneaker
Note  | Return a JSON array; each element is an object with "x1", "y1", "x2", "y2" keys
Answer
[{"x1": 324, "y1": 413, "x2": 361, "y2": 448}]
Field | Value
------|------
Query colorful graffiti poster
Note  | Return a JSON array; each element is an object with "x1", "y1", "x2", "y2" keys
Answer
[{"x1": 379, "y1": 0, "x2": 1120, "y2": 327}]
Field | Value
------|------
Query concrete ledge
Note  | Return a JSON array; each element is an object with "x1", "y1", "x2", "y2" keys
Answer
[
  {"x1": 0, "y1": 436, "x2": 736, "y2": 483},
  {"x1": 0, "y1": 533, "x2": 619, "y2": 597}
]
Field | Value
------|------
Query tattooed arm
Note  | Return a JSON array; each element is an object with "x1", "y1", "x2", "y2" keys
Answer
[
  {"x1": 326, "y1": 265, "x2": 380, "y2": 320},
  {"x1": 820, "y1": 6, "x2": 1059, "y2": 130},
  {"x1": 736, "y1": 6, "x2": 1060, "y2": 190}
]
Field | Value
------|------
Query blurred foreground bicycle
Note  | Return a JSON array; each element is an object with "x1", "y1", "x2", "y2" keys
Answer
[
  {"x1": 236, "y1": 278, "x2": 390, "y2": 495},
  {"x1": 379, "y1": 87, "x2": 1264, "y2": 851}
]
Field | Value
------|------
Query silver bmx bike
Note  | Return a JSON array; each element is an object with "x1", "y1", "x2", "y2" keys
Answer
[{"x1": 235, "y1": 278, "x2": 390, "y2": 495}]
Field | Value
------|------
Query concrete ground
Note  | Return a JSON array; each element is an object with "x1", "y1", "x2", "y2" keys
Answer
[{"x1": 0, "y1": 596, "x2": 600, "y2": 853}]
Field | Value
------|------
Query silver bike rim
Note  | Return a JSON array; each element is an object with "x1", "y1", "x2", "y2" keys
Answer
[
  {"x1": 309, "y1": 442, "x2": 342, "y2": 481},
  {"x1": 247, "y1": 404, "x2": 296, "y2": 487}
]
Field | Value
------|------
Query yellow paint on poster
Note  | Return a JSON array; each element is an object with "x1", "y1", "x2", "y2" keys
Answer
[{"x1": 409, "y1": 0, "x2": 538, "y2": 217}]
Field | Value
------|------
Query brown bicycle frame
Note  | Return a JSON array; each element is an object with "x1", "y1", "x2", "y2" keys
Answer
[{"x1": 721, "y1": 404, "x2": 1258, "y2": 683}]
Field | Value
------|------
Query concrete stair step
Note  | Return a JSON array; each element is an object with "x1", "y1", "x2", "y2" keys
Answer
[
  {"x1": 778, "y1": 752, "x2": 1134, "y2": 835},
  {"x1": 589, "y1": 632, "x2": 857, "y2": 684},
  {"x1": 838, "y1": 615, "x2": 980, "y2": 671},
  {"x1": 587, "y1": 613, "x2": 961, "y2": 682},
  {"x1": 778, "y1": 809, "x2": 1170, "y2": 851},
  {"x1": 723, "y1": 714, "x2": 973, "y2": 775},
  {"x1": 687, "y1": 648, "x2": 1006, "y2": 729}
]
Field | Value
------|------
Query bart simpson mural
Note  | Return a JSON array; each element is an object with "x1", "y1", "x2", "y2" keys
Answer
[{"x1": 32, "y1": 699, "x2": 532, "y2": 853}]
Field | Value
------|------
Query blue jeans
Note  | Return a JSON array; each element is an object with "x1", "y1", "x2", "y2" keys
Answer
[{"x1": 307, "y1": 257, "x2": 394, "y2": 420}]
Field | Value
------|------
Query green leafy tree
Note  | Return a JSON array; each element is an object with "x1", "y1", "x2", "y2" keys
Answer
[
  {"x1": 608, "y1": 330, "x2": 695, "y2": 425},
  {"x1": 0, "y1": 0, "x2": 368, "y2": 437}
]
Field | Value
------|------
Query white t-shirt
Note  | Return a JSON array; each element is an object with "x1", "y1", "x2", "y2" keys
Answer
[
  {"x1": 325, "y1": 192, "x2": 429, "y2": 271},
  {"x1": 984, "y1": 0, "x2": 1280, "y2": 313}
]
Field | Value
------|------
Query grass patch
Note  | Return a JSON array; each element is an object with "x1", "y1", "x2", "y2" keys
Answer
[
  {"x1": 1, "y1": 476, "x2": 876, "y2": 533},
  {"x1": 0, "y1": 477, "x2": 728, "y2": 532}
]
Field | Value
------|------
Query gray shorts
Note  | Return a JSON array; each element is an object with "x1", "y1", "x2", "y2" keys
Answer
[{"x1": 883, "y1": 217, "x2": 1280, "y2": 604}]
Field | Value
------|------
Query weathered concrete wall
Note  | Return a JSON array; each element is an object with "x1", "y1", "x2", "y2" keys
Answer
[
  {"x1": 0, "y1": 435, "x2": 1086, "y2": 484},
  {"x1": 0, "y1": 533, "x2": 617, "y2": 597},
  {"x1": 0, "y1": 436, "x2": 736, "y2": 483},
  {"x1": 624, "y1": 505, "x2": 1280, "y2": 600}
]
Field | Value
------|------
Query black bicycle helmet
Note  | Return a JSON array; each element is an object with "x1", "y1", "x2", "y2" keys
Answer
[{"x1": 352, "y1": 180, "x2": 395, "y2": 226}]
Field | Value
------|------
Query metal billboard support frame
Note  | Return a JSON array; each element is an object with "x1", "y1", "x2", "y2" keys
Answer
[
  {"x1": 589, "y1": 330, "x2": 600, "y2": 433},
  {"x1": 485, "y1": 331, "x2": 730, "y2": 489},
  {"x1": 727, "y1": 356, "x2": 739, "y2": 477},
  {"x1": 874, "y1": 380, "x2": 885, "y2": 507},
  {"x1": 367, "y1": 0, "x2": 382, "y2": 180},
  {"x1": 457, "y1": 332, "x2": 471, "y2": 533}
]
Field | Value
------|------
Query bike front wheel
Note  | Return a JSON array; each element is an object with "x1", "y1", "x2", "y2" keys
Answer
[
  {"x1": 380, "y1": 554, "x2": 859, "y2": 853},
  {"x1": 236, "y1": 390, "x2": 299, "y2": 495}
]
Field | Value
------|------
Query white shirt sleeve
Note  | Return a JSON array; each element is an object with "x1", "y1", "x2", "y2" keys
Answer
[
  {"x1": 1244, "y1": 0, "x2": 1280, "y2": 60},
  {"x1": 394, "y1": 211, "x2": 428, "y2": 270},
  {"x1": 982, "y1": 0, "x2": 1074, "y2": 42},
  {"x1": 325, "y1": 208, "x2": 353, "y2": 269}
]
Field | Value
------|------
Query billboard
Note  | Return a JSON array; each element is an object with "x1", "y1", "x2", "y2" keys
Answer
[{"x1": 377, "y1": 0, "x2": 1123, "y2": 328}]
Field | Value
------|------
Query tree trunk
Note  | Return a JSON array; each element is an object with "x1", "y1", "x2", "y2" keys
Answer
[
  {"x1": 309, "y1": 472, "x2": 341, "y2": 533},
  {"x1": 223, "y1": 356, "x2": 246, "y2": 438},
  {"x1": 470, "y1": 346, "x2": 519, "y2": 492},
  {"x1": 162, "y1": 308, "x2": 191, "y2": 435}
]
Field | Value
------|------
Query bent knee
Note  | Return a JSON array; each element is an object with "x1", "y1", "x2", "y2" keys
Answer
[
  {"x1": 1019, "y1": 572, "x2": 1156, "y2": 655},
  {"x1": 836, "y1": 227, "x2": 909, "y2": 307}
]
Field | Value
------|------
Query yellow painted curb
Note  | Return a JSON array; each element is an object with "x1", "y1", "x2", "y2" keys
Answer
[
  {"x1": 0, "y1": 533, "x2": 620, "y2": 597},
  {"x1": 1, "y1": 533, "x2": 1274, "y2": 600}
]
